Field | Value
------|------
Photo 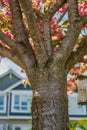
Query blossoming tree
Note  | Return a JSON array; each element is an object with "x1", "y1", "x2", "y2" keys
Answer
[{"x1": 0, "y1": 0, "x2": 87, "y2": 130}]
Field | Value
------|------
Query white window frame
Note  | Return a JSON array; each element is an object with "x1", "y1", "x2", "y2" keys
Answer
[
  {"x1": 11, "y1": 91, "x2": 32, "y2": 113},
  {"x1": 0, "y1": 95, "x2": 7, "y2": 113}
]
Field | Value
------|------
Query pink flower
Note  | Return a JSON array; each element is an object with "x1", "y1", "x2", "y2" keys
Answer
[
  {"x1": 3, "y1": 0, "x2": 8, "y2": 4},
  {"x1": 5, "y1": 11, "x2": 11, "y2": 17},
  {"x1": 5, "y1": 31, "x2": 13, "y2": 39}
]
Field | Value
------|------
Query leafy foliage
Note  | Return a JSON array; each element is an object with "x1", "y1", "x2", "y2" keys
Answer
[{"x1": 69, "y1": 118, "x2": 87, "y2": 130}]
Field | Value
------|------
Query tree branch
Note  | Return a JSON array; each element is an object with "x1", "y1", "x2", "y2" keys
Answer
[
  {"x1": 45, "y1": 0, "x2": 67, "y2": 20},
  {"x1": 33, "y1": 9, "x2": 44, "y2": 19},
  {"x1": 68, "y1": 0, "x2": 79, "y2": 24},
  {"x1": 8, "y1": 0, "x2": 29, "y2": 44},
  {"x1": 18, "y1": 0, "x2": 48, "y2": 67},
  {"x1": 0, "y1": 44, "x2": 24, "y2": 68},
  {"x1": 57, "y1": 0, "x2": 83, "y2": 62},
  {"x1": 8, "y1": 0, "x2": 36, "y2": 68},
  {"x1": 43, "y1": 17, "x2": 52, "y2": 56},
  {"x1": 0, "y1": 30, "x2": 36, "y2": 72},
  {"x1": 8, "y1": 0, "x2": 35, "y2": 54},
  {"x1": 65, "y1": 38, "x2": 87, "y2": 73},
  {"x1": 81, "y1": 15, "x2": 87, "y2": 25},
  {"x1": 0, "y1": 30, "x2": 16, "y2": 49}
]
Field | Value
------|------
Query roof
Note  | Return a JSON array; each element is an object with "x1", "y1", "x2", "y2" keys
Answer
[
  {"x1": 0, "y1": 69, "x2": 28, "y2": 92},
  {"x1": 0, "y1": 69, "x2": 24, "y2": 80},
  {"x1": 3, "y1": 80, "x2": 25, "y2": 94},
  {"x1": 0, "y1": 80, "x2": 22, "y2": 94}
]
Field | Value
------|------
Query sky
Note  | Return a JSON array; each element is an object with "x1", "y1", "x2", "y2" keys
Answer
[{"x1": 0, "y1": 57, "x2": 27, "y2": 78}]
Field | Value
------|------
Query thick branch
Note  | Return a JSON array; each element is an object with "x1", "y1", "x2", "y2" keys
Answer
[
  {"x1": 0, "y1": 44, "x2": 24, "y2": 68},
  {"x1": 68, "y1": 0, "x2": 79, "y2": 23},
  {"x1": 43, "y1": 18, "x2": 52, "y2": 56},
  {"x1": 8, "y1": 0, "x2": 29, "y2": 44},
  {"x1": 45, "y1": 0, "x2": 67, "y2": 20},
  {"x1": 0, "y1": 30, "x2": 16, "y2": 49},
  {"x1": 18, "y1": 0, "x2": 48, "y2": 67},
  {"x1": 33, "y1": 9, "x2": 44, "y2": 19},
  {"x1": 0, "y1": 30, "x2": 36, "y2": 72},
  {"x1": 65, "y1": 38, "x2": 87, "y2": 73},
  {"x1": 8, "y1": 0, "x2": 36, "y2": 68},
  {"x1": 57, "y1": 0, "x2": 82, "y2": 62}
]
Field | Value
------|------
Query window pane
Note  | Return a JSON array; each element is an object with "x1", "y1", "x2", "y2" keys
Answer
[
  {"x1": 0, "y1": 96, "x2": 4, "y2": 105},
  {"x1": 21, "y1": 102, "x2": 27, "y2": 105},
  {"x1": 21, "y1": 107, "x2": 27, "y2": 110},
  {"x1": 15, "y1": 127, "x2": 21, "y2": 130},
  {"x1": 0, "y1": 107, "x2": 4, "y2": 110},
  {"x1": 14, "y1": 106, "x2": 20, "y2": 110},
  {"x1": 15, "y1": 95, "x2": 19, "y2": 105}
]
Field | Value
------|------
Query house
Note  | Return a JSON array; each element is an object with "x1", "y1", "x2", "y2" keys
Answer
[
  {"x1": 0, "y1": 69, "x2": 32, "y2": 130},
  {"x1": 69, "y1": 75, "x2": 87, "y2": 121},
  {"x1": 0, "y1": 68, "x2": 87, "y2": 130}
]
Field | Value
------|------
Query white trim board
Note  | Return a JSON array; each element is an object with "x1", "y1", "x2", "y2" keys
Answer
[
  {"x1": 0, "y1": 116, "x2": 32, "y2": 119},
  {"x1": 0, "y1": 69, "x2": 24, "y2": 80},
  {"x1": 69, "y1": 117, "x2": 86, "y2": 120}
]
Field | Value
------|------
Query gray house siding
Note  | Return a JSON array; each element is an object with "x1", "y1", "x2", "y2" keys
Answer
[{"x1": 0, "y1": 74, "x2": 20, "y2": 91}]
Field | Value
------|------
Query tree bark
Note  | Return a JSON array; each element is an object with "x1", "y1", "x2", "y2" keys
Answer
[{"x1": 30, "y1": 70, "x2": 69, "y2": 130}]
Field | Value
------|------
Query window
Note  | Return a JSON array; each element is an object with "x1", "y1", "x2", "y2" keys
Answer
[
  {"x1": 12, "y1": 91, "x2": 32, "y2": 113},
  {"x1": 12, "y1": 124, "x2": 32, "y2": 130},
  {"x1": 0, "y1": 95, "x2": 6, "y2": 113}
]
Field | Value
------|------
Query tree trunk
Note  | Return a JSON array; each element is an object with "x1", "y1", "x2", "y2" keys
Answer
[{"x1": 31, "y1": 72, "x2": 69, "y2": 130}]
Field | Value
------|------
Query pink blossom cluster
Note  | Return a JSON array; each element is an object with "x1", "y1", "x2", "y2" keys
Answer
[
  {"x1": 67, "y1": 78, "x2": 77, "y2": 91},
  {"x1": 3, "y1": 0, "x2": 8, "y2": 4},
  {"x1": 5, "y1": 11, "x2": 11, "y2": 18},
  {"x1": 51, "y1": 18, "x2": 64, "y2": 40},
  {"x1": 32, "y1": 0, "x2": 44, "y2": 11},
  {"x1": 58, "y1": 4, "x2": 67, "y2": 13},
  {"x1": 5, "y1": 31, "x2": 13, "y2": 39},
  {"x1": 36, "y1": 17, "x2": 64, "y2": 40},
  {"x1": 78, "y1": 1, "x2": 87, "y2": 16}
]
